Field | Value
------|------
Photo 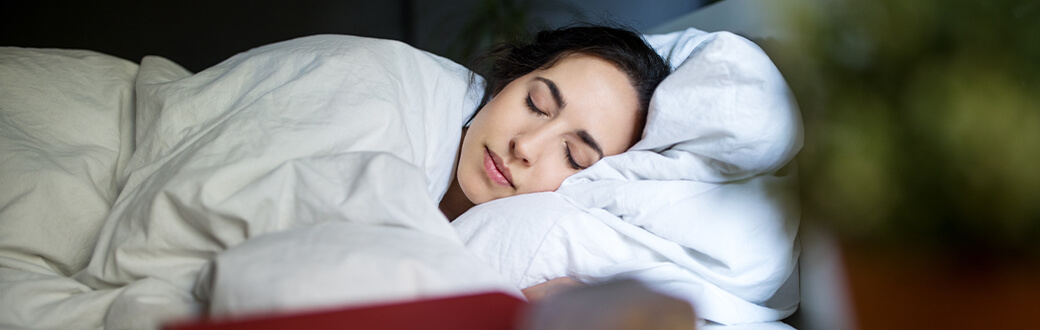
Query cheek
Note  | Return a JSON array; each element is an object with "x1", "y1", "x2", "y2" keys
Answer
[
  {"x1": 460, "y1": 104, "x2": 502, "y2": 153},
  {"x1": 480, "y1": 101, "x2": 519, "y2": 125}
]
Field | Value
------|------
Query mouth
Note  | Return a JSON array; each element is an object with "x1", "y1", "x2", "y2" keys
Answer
[{"x1": 483, "y1": 147, "x2": 514, "y2": 188}]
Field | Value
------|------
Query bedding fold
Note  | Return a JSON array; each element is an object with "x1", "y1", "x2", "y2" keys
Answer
[
  {"x1": 0, "y1": 47, "x2": 140, "y2": 329},
  {"x1": 0, "y1": 47, "x2": 138, "y2": 277}
]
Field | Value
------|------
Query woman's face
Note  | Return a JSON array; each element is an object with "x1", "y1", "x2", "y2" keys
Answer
[{"x1": 458, "y1": 53, "x2": 642, "y2": 204}]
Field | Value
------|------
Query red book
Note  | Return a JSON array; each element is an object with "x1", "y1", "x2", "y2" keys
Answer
[{"x1": 166, "y1": 292, "x2": 527, "y2": 330}]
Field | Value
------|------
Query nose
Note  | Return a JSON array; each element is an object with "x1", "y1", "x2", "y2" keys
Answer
[{"x1": 510, "y1": 128, "x2": 554, "y2": 167}]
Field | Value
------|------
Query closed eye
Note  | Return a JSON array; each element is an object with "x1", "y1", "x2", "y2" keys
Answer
[
  {"x1": 564, "y1": 142, "x2": 585, "y2": 170},
  {"x1": 526, "y1": 95, "x2": 547, "y2": 116}
]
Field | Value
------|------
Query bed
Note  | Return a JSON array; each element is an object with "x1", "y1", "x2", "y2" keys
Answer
[{"x1": 0, "y1": 1, "x2": 801, "y2": 329}]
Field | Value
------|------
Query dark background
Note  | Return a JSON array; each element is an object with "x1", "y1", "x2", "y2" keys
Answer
[{"x1": 2, "y1": 0, "x2": 705, "y2": 72}]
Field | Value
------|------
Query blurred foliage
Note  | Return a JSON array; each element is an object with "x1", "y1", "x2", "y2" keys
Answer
[{"x1": 773, "y1": 0, "x2": 1040, "y2": 257}]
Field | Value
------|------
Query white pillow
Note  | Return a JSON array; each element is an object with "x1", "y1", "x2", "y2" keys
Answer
[
  {"x1": 578, "y1": 28, "x2": 803, "y2": 183},
  {"x1": 452, "y1": 28, "x2": 802, "y2": 325},
  {"x1": 0, "y1": 48, "x2": 137, "y2": 276}
]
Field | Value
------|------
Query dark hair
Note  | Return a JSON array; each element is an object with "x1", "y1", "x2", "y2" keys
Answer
[{"x1": 472, "y1": 25, "x2": 671, "y2": 132}]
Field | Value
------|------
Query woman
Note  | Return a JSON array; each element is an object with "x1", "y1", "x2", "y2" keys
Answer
[{"x1": 439, "y1": 25, "x2": 671, "y2": 220}]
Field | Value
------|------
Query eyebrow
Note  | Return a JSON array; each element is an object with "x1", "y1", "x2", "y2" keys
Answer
[
  {"x1": 577, "y1": 130, "x2": 604, "y2": 160},
  {"x1": 534, "y1": 76, "x2": 603, "y2": 160},
  {"x1": 534, "y1": 76, "x2": 566, "y2": 109}
]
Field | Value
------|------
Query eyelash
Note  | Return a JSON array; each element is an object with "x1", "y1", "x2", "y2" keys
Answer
[
  {"x1": 526, "y1": 94, "x2": 583, "y2": 170},
  {"x1": 525, "y1": 95, "x2": 548, "y2": 116},
  {"x1": 565, "y1": 143, "x2": 583, "y2": 170}
]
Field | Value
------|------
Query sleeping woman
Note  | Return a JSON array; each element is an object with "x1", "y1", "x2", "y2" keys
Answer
[
  {"x1": 438, "y1": 25, "x2": 670, "y2": 220},
  {"x1": 0, "y1": 19, "x2": 796, "y2": 329},
  {"x1": 430, "y1": 25, "x2": 680, "y2": 313}
]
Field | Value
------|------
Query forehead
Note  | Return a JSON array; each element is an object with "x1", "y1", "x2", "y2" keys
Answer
[{"x1": 532, "y1": 54, "x2": 642, "y2": 155}]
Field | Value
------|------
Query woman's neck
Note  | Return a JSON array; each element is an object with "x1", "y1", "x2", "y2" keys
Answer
[
  {"x1": 439, "y1": 128, "x2": 474, "y2": 221},
  {"x1": 439, "y1": 174, "x2": 474, "y2": 221}
]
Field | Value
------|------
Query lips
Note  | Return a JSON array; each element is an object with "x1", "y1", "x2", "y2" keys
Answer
[{"x1": 483, "y1": 147, "x2": 514, "y2": 188}]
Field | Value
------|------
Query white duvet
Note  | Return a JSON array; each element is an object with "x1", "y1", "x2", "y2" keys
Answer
[
  {"x1": 0, "y1": 36, "x2": 516, "y2": 329},
  {"x1": 0, "y1": 28, "x2": 801, "y2": 329}
]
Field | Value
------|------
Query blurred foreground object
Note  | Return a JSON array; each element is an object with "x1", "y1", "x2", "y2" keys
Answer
[
  {"x1": 166, "y1": 293, "x2": 525, "y2": 330},
  {"x1": 520, "y1": 279, "x2": 696, "y2": 330},
  {"x1": 166, "y1": 280, "x2": 695, "y2": 330},
  {"x1": 773, "y1": 0, "x2": 1040, "y2": 328}
]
